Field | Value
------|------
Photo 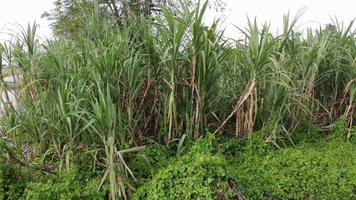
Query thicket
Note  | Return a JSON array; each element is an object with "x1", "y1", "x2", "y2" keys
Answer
[
  {"x1": 134, "y1": 125, "x2": 356, "y2": 200},
  {"x1": 0, "y1": 0, "x2": 355, "y2": 199}
]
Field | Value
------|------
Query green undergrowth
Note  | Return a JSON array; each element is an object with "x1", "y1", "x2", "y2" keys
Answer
[
  {"x1": 0, "y1": 160, "x2": 108, "y2": 200},
  {"x1": 0, "y1": 162, "x2": 26, "y2": 200},
  {"x1": 1, "y1": 122, "x2": 355, "y2": 199},
  {"x1": 134, "y1": 126, "x2": 356, "y2": 200},
  {"x1": 132, "y1": 136, "x2": 235, "y2": 200},
  {"x1": 129, "y1": 144, "x2": 170, "y2": 185},
  {"x1": 227, "y1": 135, "x2": 356, "y2": 199},
  {"x1": 22, "y1": 167, "x2": 106, "y2": 200}
]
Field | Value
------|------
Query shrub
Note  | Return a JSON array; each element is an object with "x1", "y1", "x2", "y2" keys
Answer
[
  {"x1": 130, "y1": 144, "x2": 169, "y2": 183},
  {"x1": 227, "y1": 136, "x2": 356, "y2": 199},
  {"x1": 0, "y1": 161, "x2": 26, "y2": 200},
  {"x1": 133, "y1": 137, "x2": 234, "y2": 200},
  {"x1": 22, "y1": 167, "x2": 107, "y2": 200}
]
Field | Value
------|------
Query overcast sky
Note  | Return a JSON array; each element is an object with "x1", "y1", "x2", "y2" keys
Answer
[
  {"x1": 0, "y1": 0, "x2": 355, "y2": 41},
  {"x1": 0, "y1": 0, "x2": 53, "y2": 41}
]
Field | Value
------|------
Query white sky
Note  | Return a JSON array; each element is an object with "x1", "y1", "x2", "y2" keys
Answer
[
  {"x1": 206, "y1": 0, "x2": 356, "y2": 38},
  {"x1": 0, "y1": 0, "x2": 53, "y2": 42},
  {"x1": 0, "y1": 0, "x2": 356, "y2": 41}
]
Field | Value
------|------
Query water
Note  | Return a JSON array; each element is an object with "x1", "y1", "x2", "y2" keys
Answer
[
  {"x1": 1, "y1": 90, "x2": 17, "y2": 105},
  {"x1": 4, "y1": 74, "x2": 22, "y2": 83},
  {"x1": 1, "y1": 75, "x2": 19, "y2": 112}
]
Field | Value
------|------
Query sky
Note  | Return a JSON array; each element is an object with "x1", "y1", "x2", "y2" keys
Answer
[
  {"x1": 0, "y1": 0, "x2": 355, "y2": 41},
  {"x1": 0, "y1": 0, "x2": 53, "y2": 41},
  {"x1": 206, "y1": 0, "x2": 356, "y2": 38}
]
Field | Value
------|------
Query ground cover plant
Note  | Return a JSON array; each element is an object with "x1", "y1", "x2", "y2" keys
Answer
[
  {"x1": 134, "y1": 127, "x2": 356, "y2": 200},
  {"x1": 0, "y1": 0, "x2": 355, "y2": 199}
]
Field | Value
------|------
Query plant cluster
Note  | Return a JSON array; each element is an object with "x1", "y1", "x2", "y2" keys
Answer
[
  {"x1": 0, "y1": 164, "x2": 107, "y2": 200},
  {"x1": 226, "y1": 132, "x2": 356, "y2": 199},
  {"x1": 135, "y1": 127, "x2": 356, "y2": 200},
  {"x1": 133, "y1": 136, "x2": 234, "y2": 200},
  {"x1": 0, "y1": 0, "x2": 355, "y2": 199}
]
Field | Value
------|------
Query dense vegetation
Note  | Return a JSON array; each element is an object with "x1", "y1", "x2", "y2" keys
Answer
[
  {"x1": 0, "y1": 0, "x2": 355, "y2": 199},
  {"x1": 134, "y1": 129, "x2": 356, "y2": 200}
]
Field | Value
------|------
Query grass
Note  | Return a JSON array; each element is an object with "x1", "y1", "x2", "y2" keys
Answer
[{"x1": 0, "y1": 1, "x2": 355, "y2": 199}]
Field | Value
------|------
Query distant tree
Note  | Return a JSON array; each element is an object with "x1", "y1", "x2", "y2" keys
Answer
[
  {"x1": 42, "y1": 0, "x2": 94, "y2": 38},
  {"x1": 42, "y1": 0, "x2": 226, "y2": 38}
]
